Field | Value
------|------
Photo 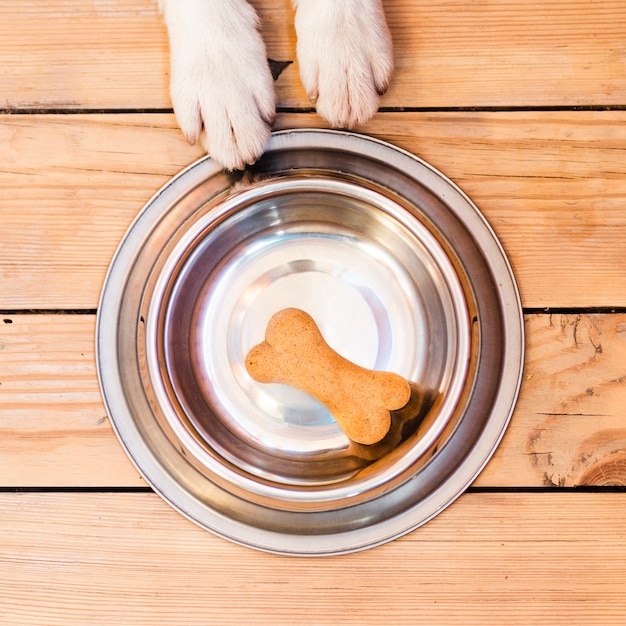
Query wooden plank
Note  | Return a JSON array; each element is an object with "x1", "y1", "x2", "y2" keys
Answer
[
  {"x1": 0, "y1": 491, "x2": 625, "y2": 624},
  {"x1": 1, "y1": 313, "x2": 625, "y2": 488},
  {"x1": 475, "y1": 313, "x2": 626, "y2": 488},
  {"x1": 0, "y1": 315, "x2": 142, "y2": 486},
  {"x1": 0, "y1": 0, "x2": 171, "y2": 110},
  {"x1": 2, "y1": 111, "x2": 626, "y2": 309},
  {"x1": 2, "y1": 0, "x2": 625, "y2": 109},
  {"x1": 0, "y1": 114, "x2": 195, "y2": 309}
]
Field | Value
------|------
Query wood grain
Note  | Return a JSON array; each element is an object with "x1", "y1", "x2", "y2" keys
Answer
[
  {"x1": 2, "y1": 313, "x2": 625, "y2": 488},
  {"x1": 475, "y1": 313, "x2": 626, "y2": 488},
  {"x1": 2, "y1": 111, "x2": 626, "y2": 309},
  {"x1": 2, "y1": 1, "x2": 626, "y2": 622},
  {"x1": 1, "y1": 491, "x2": 625, "y2": 625},
  {"x1": 0, "y1": 315, "x2": 141, "y2": 486},
  {"x1": 2, "y1": 0, "x2": 625, "y2": 109}
]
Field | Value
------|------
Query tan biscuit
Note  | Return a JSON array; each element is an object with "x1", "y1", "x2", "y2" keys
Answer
[{"x1": 245, "y1": 308, "x2": 411, "y2": 445}]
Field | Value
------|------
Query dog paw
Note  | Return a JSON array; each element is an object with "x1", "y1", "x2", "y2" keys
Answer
[
  {"x1": 293, "y1": 0, "x2": 393, "y2": 128},
  {"x1": 160, "y1": 0, "x2": 275, "y2": 170}
]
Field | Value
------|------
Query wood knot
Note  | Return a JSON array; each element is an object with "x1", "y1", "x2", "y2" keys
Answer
[{"x1": 578, "y1": 451, "x2": 626, "y2": 486}]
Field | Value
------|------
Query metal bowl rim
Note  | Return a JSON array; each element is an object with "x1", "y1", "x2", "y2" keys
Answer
[{"x1": 96, "y1": 128, "x2": 524, "y2": 555}]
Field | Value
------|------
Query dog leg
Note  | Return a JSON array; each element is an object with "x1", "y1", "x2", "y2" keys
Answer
[
  {"x1": 158, "y1": 0, "x2": 275, "y2": 170},
  {"x1": 292, "y1": 0, "x2": 393, "y2": 128}
]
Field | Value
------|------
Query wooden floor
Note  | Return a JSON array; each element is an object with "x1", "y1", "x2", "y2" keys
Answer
[{"x1": 2, "y1": 1, "x2": 626, "y2": 623}]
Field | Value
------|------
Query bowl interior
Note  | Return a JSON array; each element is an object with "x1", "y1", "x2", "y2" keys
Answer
[{"x1": 145, "y1": 178, "x2": 471, "y2": 505}]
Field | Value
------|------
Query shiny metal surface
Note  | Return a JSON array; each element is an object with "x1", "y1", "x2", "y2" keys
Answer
[{"x1": 96, "y1": 129, "x2": 524, "y2": 555}]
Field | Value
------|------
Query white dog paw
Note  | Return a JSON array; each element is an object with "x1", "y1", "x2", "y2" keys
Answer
[
  {"x1": 293, "y1": 0, "x2": 393, "y2": 128},
  {"x1": 160, "y1": 0, "x2": 275, "y2": 170}
]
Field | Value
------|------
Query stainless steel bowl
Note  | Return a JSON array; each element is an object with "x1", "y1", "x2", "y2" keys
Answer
[{"x1": 96, "y1": 129, "x2": 523, "y2": 555}]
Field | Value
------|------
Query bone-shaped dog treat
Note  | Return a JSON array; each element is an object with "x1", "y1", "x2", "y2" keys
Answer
[{"x1": 245, "y1": 308, "x2": 411, "y2": 445}]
